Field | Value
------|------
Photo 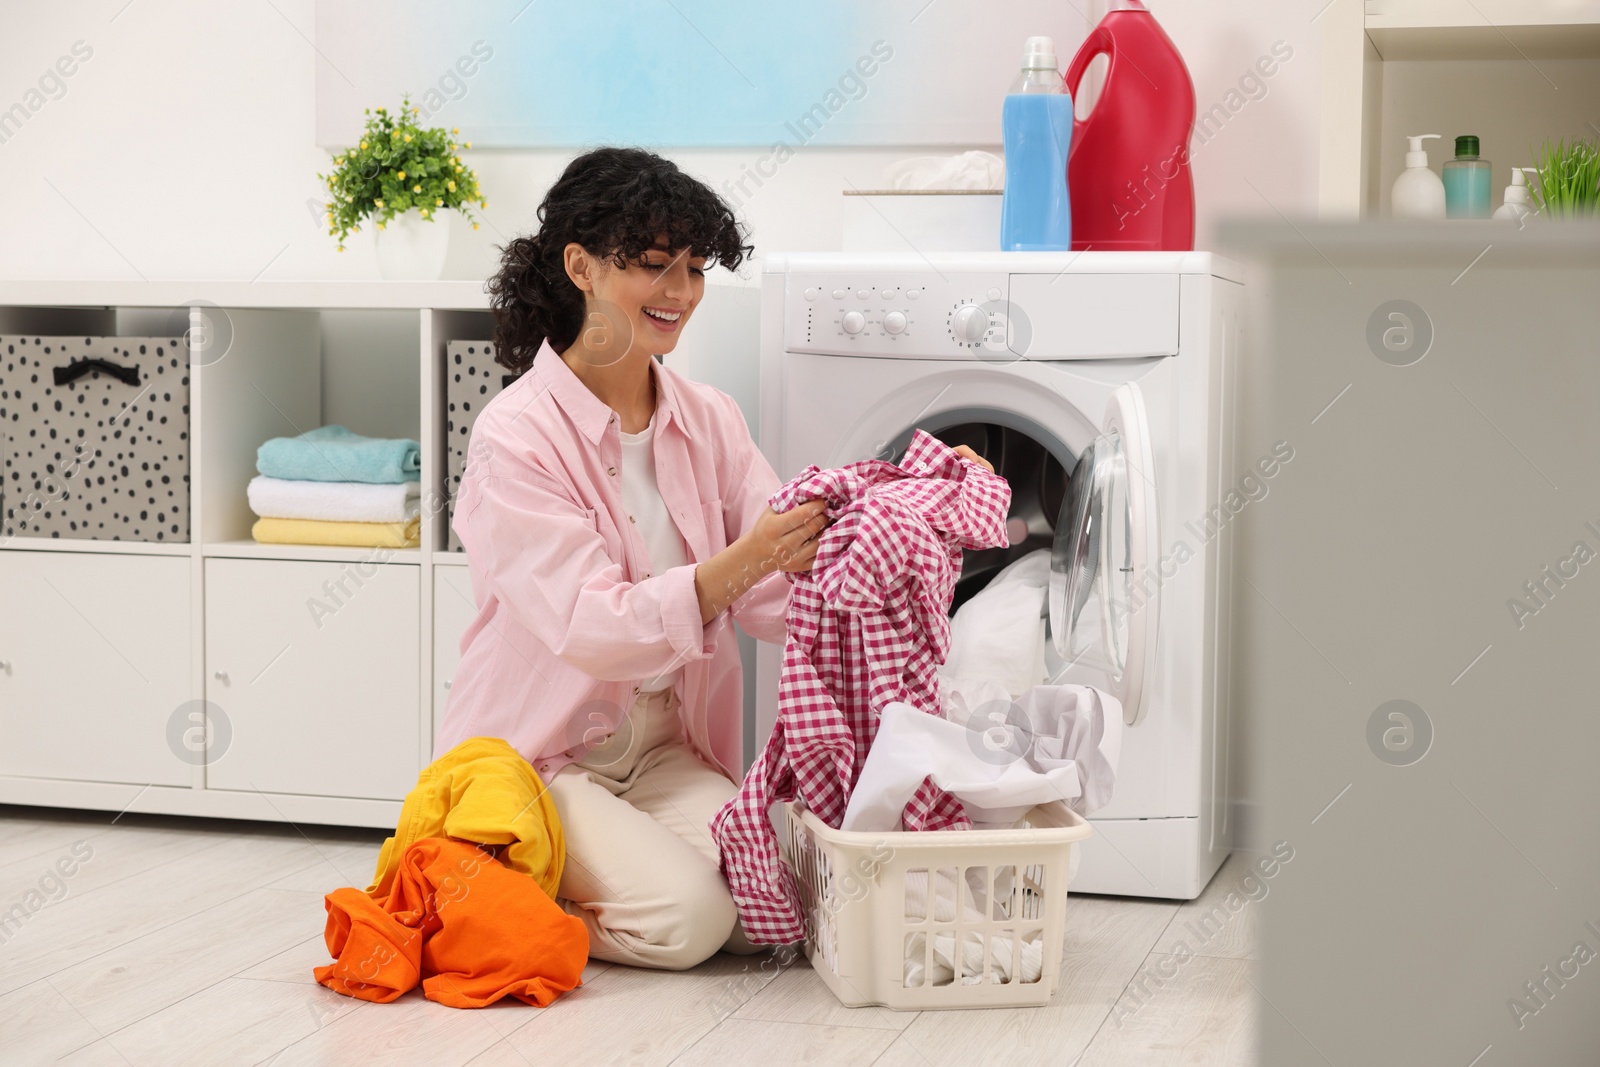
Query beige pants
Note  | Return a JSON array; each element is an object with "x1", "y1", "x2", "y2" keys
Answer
[{"x1": 548, "y1": 686, "x2": 760, "y2": 970}]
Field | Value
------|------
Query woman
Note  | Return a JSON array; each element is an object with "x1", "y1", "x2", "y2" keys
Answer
[{"x1": 438, "y1": 146, "x2": 991, "y2": 970}]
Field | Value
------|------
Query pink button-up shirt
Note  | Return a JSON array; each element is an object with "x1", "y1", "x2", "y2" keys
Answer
[{"x1": 436, "y1": 339, "x2": 792, "y2": 783}]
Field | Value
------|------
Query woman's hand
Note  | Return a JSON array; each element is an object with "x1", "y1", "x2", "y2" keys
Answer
[
  {"x1": 746, "y1": 499, "x2": 830, "y2": 574},
  {"x1": 693, "y1": 499, "x2": 829, "y2": 623},
  {"x1": 952, "y1": 444, "x2": 996, "y2": 474}
]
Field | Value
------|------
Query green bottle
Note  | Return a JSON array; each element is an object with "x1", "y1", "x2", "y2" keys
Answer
[{"x1": 1442, "y1": 135, "x2": 1492, "y2": 218}]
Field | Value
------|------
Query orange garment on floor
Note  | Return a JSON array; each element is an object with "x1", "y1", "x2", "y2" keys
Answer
[
  {"x1": 369, "y1": 737, "x2": 564, "y2": 901},
  {"x1": 314, "y1": 837, "x2": 589, "y2": 1008}
]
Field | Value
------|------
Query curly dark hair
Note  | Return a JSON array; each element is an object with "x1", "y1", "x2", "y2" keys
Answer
[{"x1": 486, "y1": 146, "x2": 754, "y2": 374}]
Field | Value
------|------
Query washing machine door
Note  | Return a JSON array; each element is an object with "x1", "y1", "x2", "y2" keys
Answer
[{"x1": 1049, "y1": 381, "x2": 1159, "y2": 726}]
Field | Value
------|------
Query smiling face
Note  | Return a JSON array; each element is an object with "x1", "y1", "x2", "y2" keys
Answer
[{"x1": 566, "y1": 234, "x2": 707, "y2": 362}]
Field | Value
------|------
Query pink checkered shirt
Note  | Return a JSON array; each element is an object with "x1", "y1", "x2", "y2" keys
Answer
[{"x1": 710, "y1": 430, "x2": 1013, "y2": 944}]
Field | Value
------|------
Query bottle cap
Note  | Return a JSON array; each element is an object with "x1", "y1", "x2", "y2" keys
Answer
[
  {"x1": 1405, "y1": 134, "x2": 1440, "y2": 168},
  {"x1": 1455, "y1": 135, "x2": 1480, "y2": 158},
  {"x1": 1021, "y1": 35, "x2": 1058, "y2": 70}
]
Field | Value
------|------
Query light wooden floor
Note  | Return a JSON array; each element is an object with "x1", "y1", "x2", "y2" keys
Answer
[{"x1": 0, "y1": 804, "x2": 1256, "y2": 1066}]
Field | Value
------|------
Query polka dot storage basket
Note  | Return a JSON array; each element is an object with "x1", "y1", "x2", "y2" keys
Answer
[
  {"x1": 0, "y1": 335, "x2": 190, "y2": 542},
  {"x1": 781, "y1": 799, "x2": 1093, "y2": 1010},
  {"x1": 444, "y1": 340, "x2": 516, "y2": 552}
]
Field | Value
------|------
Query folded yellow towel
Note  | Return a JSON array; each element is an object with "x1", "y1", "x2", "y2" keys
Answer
[{"x1": 251, "y1": 515, "x2": 420, "y2": 548}]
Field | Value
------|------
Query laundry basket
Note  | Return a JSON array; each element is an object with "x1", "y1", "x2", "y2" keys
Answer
[{"x1": 781, "y1": 800, "x2": 1093, "y2": 1010}]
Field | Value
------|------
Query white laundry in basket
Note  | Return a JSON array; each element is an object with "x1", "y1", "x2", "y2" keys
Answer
[
  {"x1": 842, "y1": 689, "x2": 1122, "y2": 832},
  {"x1": 902, "y1": 867, "x2": 1045, "y2": 986}
]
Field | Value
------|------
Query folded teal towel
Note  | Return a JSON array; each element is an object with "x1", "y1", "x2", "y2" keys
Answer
[{"x1": 256, "y1": 425, "x2": 421, "y2": 484}]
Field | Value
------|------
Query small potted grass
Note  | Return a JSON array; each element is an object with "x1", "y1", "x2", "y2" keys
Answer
[
  {"x1": 1527, "y1": 137, "x2": 1600, "y2": 219},
  {"x1": 319, "y1": 95, "x2": 489, "y2": 278}
]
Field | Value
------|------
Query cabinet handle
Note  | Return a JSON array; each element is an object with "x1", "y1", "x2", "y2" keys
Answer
[
  {"x1": 0, "y1": 660, "x2": 10, "y2": 671},
  {"x1": 213, "y1": 670, "x2": 229, "y2": 684},
  {"x1": 443, "y1": 679, "x2": 452, "y2": 689}
]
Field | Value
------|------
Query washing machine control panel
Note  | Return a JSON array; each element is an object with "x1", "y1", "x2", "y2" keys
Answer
[{"x1": 787, "y1": 274, "x2": 1023, "y2": 359}]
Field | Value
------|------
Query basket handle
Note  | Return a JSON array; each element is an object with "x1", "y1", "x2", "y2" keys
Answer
[{"x1": 53, "y1": 357, "x2": 141, "y2": 388}]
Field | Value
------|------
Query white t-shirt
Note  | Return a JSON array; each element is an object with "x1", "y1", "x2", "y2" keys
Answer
[{"x1": 619, "y1": 416, "x2": 689, "y2": 692}]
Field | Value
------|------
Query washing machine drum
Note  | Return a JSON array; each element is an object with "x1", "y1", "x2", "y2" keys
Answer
[{"x1": 927, "y1": 422, "x2": 1067, "y2": 613}]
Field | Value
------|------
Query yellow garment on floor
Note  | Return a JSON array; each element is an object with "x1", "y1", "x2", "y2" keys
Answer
[
  {"x1": 251, "y1": 514, "x2": 420, "y2": 548},
  {"x1": 369, "y1": 737, "x2": 564, "y2": 901}
]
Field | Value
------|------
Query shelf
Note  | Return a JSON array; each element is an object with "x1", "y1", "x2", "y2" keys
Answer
[
  {"x1": 1368, "y1": 25, "x2": 1600, "y2": 61},
  {"x1": 0, "y1": 537, "x2": 193, "y2": 556},
  {"x1": 0, "y1": 284, "x2": 515, "y2": 829},
  {"x1": 201, "y1": 539, "x2": 423, "y2": 564},
  {"x1": 1319, "y1": 2, "x2": 1600, "y2": 217},
  {"x1": 1366, "y1": 0, "x2": 1600, "y2": 31},
  {"x1": 0, "y1": 279, "x2": 491, "y2": 311},
  {"x1": 1367, "y1": 1, "x2": 1600, "y2": 59},
  {"x1": 0, "y1": 280, "x2": 762, "y2": 829}
]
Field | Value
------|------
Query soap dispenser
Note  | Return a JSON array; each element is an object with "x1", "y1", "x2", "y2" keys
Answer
[
  {"x1": 1392, "y1": 134, "x2": 1446, "y2": 218},
  {"x1": 1492, "y1": 167, "x2": 1538, "y2": 222}
]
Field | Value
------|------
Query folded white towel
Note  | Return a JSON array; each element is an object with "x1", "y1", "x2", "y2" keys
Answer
[{"x1": 247, "y1": 475, "x2": 422, "y2": 524}]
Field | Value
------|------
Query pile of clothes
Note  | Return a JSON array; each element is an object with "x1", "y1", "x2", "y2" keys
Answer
[
  {"x1": 312, "y1": 738, "x2": 589, "y2": 1008},
  {"x1": 249, "y1": 424, "x2": 423, "y2": 548},
  {"x1": 711, "y1": 430, "x2": 1123, "y2": 971}
]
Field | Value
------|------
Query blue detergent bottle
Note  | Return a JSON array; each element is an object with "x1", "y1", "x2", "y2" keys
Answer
[{"x1": 1001, "y1": 36, "x2": 1074, "y2": 251}]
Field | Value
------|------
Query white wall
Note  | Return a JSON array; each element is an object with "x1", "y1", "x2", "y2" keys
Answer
[
  {"x1": 1144, "y1": 0, "x2": 1326, "y2": 246},
  {"x1": 0, "y1": 0, "x2": 1328, "y2": 285}
]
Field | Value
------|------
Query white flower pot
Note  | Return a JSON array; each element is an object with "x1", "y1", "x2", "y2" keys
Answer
[{"x1": 375, "y1": 209, "x2": 451, "y2": 280}]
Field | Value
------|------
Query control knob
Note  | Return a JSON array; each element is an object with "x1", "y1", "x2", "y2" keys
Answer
[
  {"x1": 951, "y1": 304, "x2": 989, "y2": 343},
  {"x1": 882, "y1": 311, "x2": 908, "y2": 335},
  {"x1": 840, "y1": 310, "x2": 866, "y2": 335}
]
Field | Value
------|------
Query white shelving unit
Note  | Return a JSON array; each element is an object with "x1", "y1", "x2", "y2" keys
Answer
[
  {"x1": 0, "y1": 281, "x2": 493, "y2": 829},
  {"x1": 1319, "y1": 0, "x2": 1600, "y2": 217}
]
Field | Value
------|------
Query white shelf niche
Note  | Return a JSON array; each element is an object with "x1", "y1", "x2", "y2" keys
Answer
[{"x1": 1320, "y1": 1, "x2": 1600, "y2": 216}]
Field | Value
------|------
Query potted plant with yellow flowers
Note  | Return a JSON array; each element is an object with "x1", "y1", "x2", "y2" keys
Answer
[{"x1": 319, "y1": 96, "x2": 488, "y2": 279}]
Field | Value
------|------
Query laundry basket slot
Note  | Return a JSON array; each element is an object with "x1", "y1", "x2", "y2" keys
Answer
[{"x1": 781, "y1": 800, "x2": 1091, "y2": 1010}]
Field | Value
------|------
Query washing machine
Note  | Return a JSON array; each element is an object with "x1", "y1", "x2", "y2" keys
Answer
[{"x1": 755, "y1": 250, "x2": 1244, "y2": 899}]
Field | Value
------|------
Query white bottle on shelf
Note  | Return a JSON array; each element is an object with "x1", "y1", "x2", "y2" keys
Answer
[
  {"x1": 1492, "y1": 167, "x2": 1538, "y2": 221},
  {"x1": 1391, "y1": 134, "x2": 1446, "y2": 219}
]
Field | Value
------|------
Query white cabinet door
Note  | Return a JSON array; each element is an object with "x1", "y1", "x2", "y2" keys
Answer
[
  {"x1": 204, "y1": 558, "x2": 419, "y2": 800},
  {"x1": 428, "y1": 572, "x2": 476, "y2": 755},
  {"x1": 0, "y1": 552, "x2": 191, "y2": 786},
  {"x1": 432, "y1": 567, "x2": 476, "y2": 756}
]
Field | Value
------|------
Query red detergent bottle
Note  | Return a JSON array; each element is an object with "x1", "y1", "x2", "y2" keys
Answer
[{"x1": 1063, "y1": 0, "x2": 1196, "y2": 251}]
